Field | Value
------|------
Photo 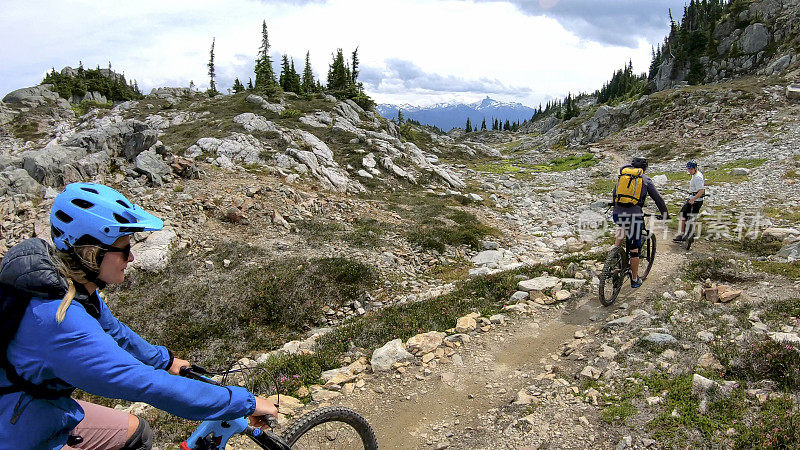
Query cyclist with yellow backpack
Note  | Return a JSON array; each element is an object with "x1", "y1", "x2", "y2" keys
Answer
[{"x1": 611, "y1": 157, "x2": 669, "y2": 288}]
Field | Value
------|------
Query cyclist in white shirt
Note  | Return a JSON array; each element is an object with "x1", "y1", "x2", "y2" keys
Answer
[{"x1": 674, "y1": 160, "x2": 705, "y2": 242}]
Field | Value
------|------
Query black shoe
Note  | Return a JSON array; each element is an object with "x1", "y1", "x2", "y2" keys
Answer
[
  {"x1": 673, "y1": 234, "x2": 685, "y2": 242},
  {"x1": 631, "y1": 277, "x2": 643, "y2": 288}
]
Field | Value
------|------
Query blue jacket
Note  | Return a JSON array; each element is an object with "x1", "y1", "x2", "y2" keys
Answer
[{"x1": 0, "y1": 239, "x2": 255, "y2": 449}]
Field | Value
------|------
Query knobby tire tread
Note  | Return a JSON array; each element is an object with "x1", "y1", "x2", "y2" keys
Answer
[
  {"x1": 640, "y1": 235, "x2": 657, "y2": 280},
  {"x1": 599, "y1": 247, "x2": 623, "y2": 307},
  {"x1": 282, "y1": 406, "x2": 378, "y2": 450}
]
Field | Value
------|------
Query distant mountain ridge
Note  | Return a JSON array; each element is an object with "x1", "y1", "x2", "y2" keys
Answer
[{"x1": 377, "y1": 97, "x2": 538, "y2": 131}]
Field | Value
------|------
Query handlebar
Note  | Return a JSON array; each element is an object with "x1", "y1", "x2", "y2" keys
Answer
[{"x1": 178, "y1": 365, "x2": 287, "y2": 449}]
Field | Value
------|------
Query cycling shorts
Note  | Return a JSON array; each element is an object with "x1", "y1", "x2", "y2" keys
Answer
[
  {"x1": 613, "y1": 212, "x2": 644, "y2": 250},
  {"x1": 679, "y1": 201, "x2": 702, "y2": 220}
]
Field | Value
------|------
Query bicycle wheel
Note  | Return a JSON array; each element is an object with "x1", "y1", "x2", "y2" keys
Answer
[
  {"x1": 282, "y1": 406, "x2": 378, "y2": 450},
  {"x1": 640, "y1": 234, "x2": 657, "y2": 280},
  {"x1": 599, "y1": 247, "x2": 625, "y2": 307},
  {"x1": 683, "y1": 220, "x2": 695, "y2": 251}
]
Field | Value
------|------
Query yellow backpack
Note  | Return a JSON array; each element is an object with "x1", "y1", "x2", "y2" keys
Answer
[{"x1": 614, "y1": 167, "x2": 645, "y2": 206}]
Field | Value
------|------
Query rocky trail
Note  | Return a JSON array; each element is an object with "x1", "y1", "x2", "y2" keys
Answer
[{"x1": 256, "y1": 219, "x2": 692, "y2": 450}]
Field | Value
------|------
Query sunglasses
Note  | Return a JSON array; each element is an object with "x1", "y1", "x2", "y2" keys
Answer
[{"x1": 103, "y1": 244, "x2": 132, "y2": 259}]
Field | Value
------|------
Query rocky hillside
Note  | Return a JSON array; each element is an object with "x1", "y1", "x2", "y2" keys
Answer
[
  {"x1": 652, "y1": 0, "x2": 800, "y2": 91},
  {"x1": 1, "y1": 54, "x2": 800, "y2": 448}
]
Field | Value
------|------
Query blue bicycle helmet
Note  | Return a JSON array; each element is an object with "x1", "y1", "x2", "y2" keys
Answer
[
  {"x1": 686, "y1": 160, "x2": 698, "y2": 169},
  {"x1": 50, "y1": 183, "x2": 163, "y2": 251}
]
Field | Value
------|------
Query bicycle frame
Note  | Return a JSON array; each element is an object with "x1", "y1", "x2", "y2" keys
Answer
[{"x1": 179, "y1": 366, "x2": 292, "y2": 450}]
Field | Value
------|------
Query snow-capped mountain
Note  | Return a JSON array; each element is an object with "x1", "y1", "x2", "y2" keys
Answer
[{"x1": 377, "y1": 97, "x2": 538, "y2": 131}]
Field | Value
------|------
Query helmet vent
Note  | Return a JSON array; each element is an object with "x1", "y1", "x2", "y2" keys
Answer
[
  {"x1": 116, "y1": 200, "x2": 131, "y2": 209},
  {"x1": 54, "y1": 210, "x2": 73, "y2": 223},
  {"x1": 71, "y1": 199, "x2": 94, "y2": 209},
  {"x1": 113, "y1": 213, "x2": 131, "y2": 224},
  {"x1": 51, "y1": 225, "x2": 64, "y2": 238},
  {"x1": 80, "y1": 187, "x2": 99, "y2": 195}
]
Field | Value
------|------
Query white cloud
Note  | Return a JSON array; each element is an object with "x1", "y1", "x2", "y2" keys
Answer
[{"x1": 1, "y1": 0, "x2": 671, "y2": 107}]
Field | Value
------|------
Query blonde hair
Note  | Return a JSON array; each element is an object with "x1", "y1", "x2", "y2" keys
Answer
[{"x1": 51, "y1": 245, "x2": 103, "y2": 323}]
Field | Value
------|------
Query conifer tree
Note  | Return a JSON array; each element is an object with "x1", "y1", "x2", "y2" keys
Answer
[
  {"x1": 327, "y1": 48, "x2": 349, "y2": 92},
  {"x1": 351, "y1": 47, "x2": 359, "y2": 85},
  {"x1": 465, "y1": 117, "x2": 472, "y2": 132},
  {"x1": 207, "y1": 38, "x2": 219, "y2": 96},
  {"x1": 254, "y1": 20, "x2": 276, "y2": 91},
  {"x1": 247, "y1": 78, "x2": 253, "y2": 90},
  {"x1": 397, "y1": 109, "x2": 404, "y2": 124},
  {"x1": 232, "y1": 78, "x2": 245, "y2": 93},
  {"x1": 481, "y1": 118, "x2": 486, "y2": 130},
  {"x1": 301, "y1": 51, "x2": 315, "y2": 93},
  {"x1": 279, "y1": 54, "x2": 291, "y2": 92},
  {"x1": 290, "y1": 59, "x2": 301, "y2": 93}
]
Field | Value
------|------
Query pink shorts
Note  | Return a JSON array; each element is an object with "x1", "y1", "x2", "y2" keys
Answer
[{"x1": 62, "y1": 400, "x2": 131, "y2": 450}]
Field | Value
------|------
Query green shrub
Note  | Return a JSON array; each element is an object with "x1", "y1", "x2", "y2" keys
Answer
[
  {"x1": 727, "y1": 337, "x2": 800, "y2": 390},
  {"x1": 734, "y1": 397, "x2": 800, "y2": 449},
  {"x1": 280, "y1": 108, "x2": 303, "y2": 118},
  {"x1": 682, "y1": 256, "x2": 749, "y2": 282},
  {"x1": 730, "y1": 235, "x2": 783, "y2": 257}
]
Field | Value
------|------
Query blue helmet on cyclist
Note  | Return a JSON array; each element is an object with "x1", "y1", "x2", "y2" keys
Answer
[
  {"x1": 631, "y1": 156, "x2": 648, "y2": 170},
  {"x1": 50, "y1": 183, "x2": 163, "y2": 251},
  {"x1": 686, "y1": 160, "x2": 698, "y2": 169}
]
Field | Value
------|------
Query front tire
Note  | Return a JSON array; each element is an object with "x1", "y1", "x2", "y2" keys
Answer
[
  {"x1": 599, "y1": 247, "x2": 625, "y2": 307},
  {"x1": 640, "y1": 234, "x2": 657, "y2": 280},
  {"x1": 282, "y1": 406, "x2": 378, "y2": 450}
]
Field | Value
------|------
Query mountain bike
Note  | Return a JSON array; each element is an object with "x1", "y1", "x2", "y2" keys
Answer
[
  {"x1": 674, "y1": 190, "x2": 708, "y2": 251},
  {"x1": 598, "y1": 211, "x2": 657, "y2": 306},
  {"x1": 179, "y1": 365, "x2": 378, "y2": 450}
]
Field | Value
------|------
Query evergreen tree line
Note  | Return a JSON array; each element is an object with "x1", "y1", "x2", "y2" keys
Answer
[
  {"x1": 464, "y1": 117, "x2": 521, "y2": 132},
  {"x1": 648, "y1": 0, "x2": 734, "y2": 85},
  {"x1": 213, "y1": 20, "x2": 371, "y2": 108},
  {"x1": 529, "y1": 93, "x2": 581, "y2": 122},
  {"x1": 596, "y1": 60, "x2": 647, "y2": 104},
  {"x1": 41, "y1": 62, "x2": 143, "y2": 102}
]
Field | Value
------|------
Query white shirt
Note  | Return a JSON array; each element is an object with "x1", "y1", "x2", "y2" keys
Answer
[{"x1": 689, "y1": 170, "x2": 705, "y2": 201}]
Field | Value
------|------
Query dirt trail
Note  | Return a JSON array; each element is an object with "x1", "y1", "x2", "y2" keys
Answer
[{"x1": 327, "y1": 234, "x2": 688, "y2": 449}]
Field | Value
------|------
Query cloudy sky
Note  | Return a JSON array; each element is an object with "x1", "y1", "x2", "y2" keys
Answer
[{"x1": 1, "y1": 0, "x2": 686, "y2": 108}]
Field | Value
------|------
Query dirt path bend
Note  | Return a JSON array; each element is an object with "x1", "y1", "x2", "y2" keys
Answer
[{"x1": 327, "y1": 237, "x2": 688, "y2": 449}]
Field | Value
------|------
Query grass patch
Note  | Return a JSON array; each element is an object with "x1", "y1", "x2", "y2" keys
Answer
[
  {"x1": 759, "y1": 297, "x2": 800, "y2": 328},
  {"x1": 589, "y1": 177, "x2": 617, "y2": 196},
  {"x1": 733, "y1": 397, "x2": 800, "y2": 449},
  {"x1": 786, "y1": 169, "x2": 799, "y2": 179},
  {"x1": 650, "y1": 171, "x2": 685, "y2": 182},
  {"x1": 725, "y1": 336, "x2": 800, "y2": 390},
  {"x1": 72, "y1": 99, "x2": 113, "y2": 116},
  {"x1": 682, "y1": 256, "x2": 749, "y2": 283},
  {"x1": 644, "y1": 373, "x2": 745, "y2": 444},
  {"x1": 704, "y1": 168, "x2": 749, "y2": 185},
  {"x1": 107, "y1": 242, "x2": 377, "y2": 364},
  {"x1": 719, "y1": 158, "x2": 767, "y2": 170},
  {"x1": 752, "y1": 261, "x2": 800, "y2": 280},
  {"x1": 426, "y1": 258, "x2": 472, "y2": 282},
  {"x1": 727, "y1": 235, "x2": 783, "y2": 257},
  {"x1": 761, "y1": 205, "x2": 800, "y2": 223},
  {"x1": 406, "y1": 209, "x2": 500, "y2": 253}
]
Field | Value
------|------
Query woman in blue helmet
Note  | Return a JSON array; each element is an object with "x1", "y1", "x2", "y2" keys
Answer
[{"x1": 0, "y1": 183, "x2": 277, "y2": 449}]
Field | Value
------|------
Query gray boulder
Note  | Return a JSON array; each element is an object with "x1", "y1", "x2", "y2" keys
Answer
[
  {"x1": 777, "y1": 241, "x2": 800, "y2": 261},
  {"x1": 739, "y1": 23, "x2": 770, "y2": 54},
  {"x1": 1, "y1": 168, "x2": 43, "y2": 196},
  {"x1": 768, "y1": 55, "x2": 792, "y2": 74},
  {"x1": 3, "y1": 84, "x2": 71, "y2": 110},
  {"x1": 131, "y1": 228, "x2": 177, "y2": 271},
  {"x1": 22, "y1": 145, "x2": 87, "y2": 186},
  {"x1": 370, "y1": 339, "x2": 413, "y2": 372},
  {"x1": 233, "y1": 113, "x2": 279, "y2": 133},
  {"x1": 64, "y1": 120, "x2": 158, "y2": 160},
  {"x1": 134, "y1": 150, "x2": 171, "y2": 185}
]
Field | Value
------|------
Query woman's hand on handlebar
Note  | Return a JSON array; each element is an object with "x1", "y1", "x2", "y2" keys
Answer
[
  {"x1": 249, "y1": 396, "x2": 279, "y2": 428},
  {"x1": 168, "y1": 358, "x2": 191, "y2": 375}
]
